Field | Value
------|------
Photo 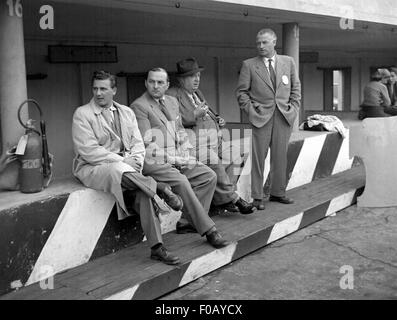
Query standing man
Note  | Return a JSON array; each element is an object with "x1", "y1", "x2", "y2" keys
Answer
[
  {"x1": 236, "y1": 28, "x2": 301, "y2": 210},
  {"x1": 131, "y1": 67, "x2": 230, "y2": 249},
  {"x1": 72, "y1": 70, "x2": 184, "y2": 265},
  {"x1": 167, "y1": 57, "x2": 254, "y2": 215}
]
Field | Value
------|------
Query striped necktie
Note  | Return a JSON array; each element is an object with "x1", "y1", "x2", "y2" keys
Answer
[
  {"x1": 268, "y1": 58, "x2": 276, "y2": 90},
  {"x1": 159, "y1": 98, "x2": 172, "y2": 121}
]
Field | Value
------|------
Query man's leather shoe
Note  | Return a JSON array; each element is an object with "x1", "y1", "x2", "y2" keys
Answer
[
  {"x1": 150, "y1": 245, "x2": 180, "y2": 265},
  {"x1": 206, "y1": 230, "x2": 230, "y2": 249},
  {"x1": 269, "y1": 195, "x2": 294, "y2": 204},
  {"x1": 235, "y1": 197, "x2": 256, "y2": 215},
  {"x1": 220, "y1": 201, "x2": 239, "y2": 213},
  {"x1": 252, "y1": 199, "x2": 265, "y2": 210},
  {"x1": 157, "y1": 182, "x2": 183, "y2": 211},
  {"x1": 176, "y1": 221, "x2": 197, "y2": 234}
]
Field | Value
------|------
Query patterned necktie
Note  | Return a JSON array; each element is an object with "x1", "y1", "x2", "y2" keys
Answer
[
  {"x1": 159, "y1": 98, "x2": 172, "y2": 121},
  {"x1": 268, "y1": 58, "x2": 277, "y2": 90},
  {"x1": 102, "y1": 108, "x2": 114, "y2": 128},
  {"x1": 192, "y1": 92, "x2": 201, "y2": 107}
]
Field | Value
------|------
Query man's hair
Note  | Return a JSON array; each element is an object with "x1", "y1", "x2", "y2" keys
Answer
[
  {"x1": 91, "y1": 70, "x2": 117, "y2": 88},
  {"x1": 147, "y1": 67, "x2": 169, "y2": 82},
  {"x1": 257, "y1": 28, "x2": 277, "y2": 40},
  {"x1": 389, "y1": 66, "x2": 397, "y2": 74},
  {"x1": 370, "y1": 70, "x2": 382, "y2": 81},
  {"x1": 378, "y1": 68, "x2": 391, "y2": 79}
]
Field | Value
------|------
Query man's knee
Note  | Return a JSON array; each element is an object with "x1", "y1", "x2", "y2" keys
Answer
[
  {"x1": 174, "y1": 172, "x2": 190, "y2": 189},
  {"x1": 203, "y1": 166, "x2": 217, "y2": 185}
]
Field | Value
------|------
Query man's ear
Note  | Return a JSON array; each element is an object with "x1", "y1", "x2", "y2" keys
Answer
[{"x1": 112, "y1": 87, "x2": 117, "y2": 96}]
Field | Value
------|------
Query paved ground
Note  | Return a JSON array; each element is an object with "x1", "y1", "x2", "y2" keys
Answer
[{"x1": 162, "y1": 205, "x2": 397, "y2": 300}]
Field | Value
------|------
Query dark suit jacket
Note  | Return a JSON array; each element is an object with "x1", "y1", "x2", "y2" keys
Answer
[
  {"x1": 386, "y1": 83, "x2": 397, "y2": 105},
  {"x1": 236, "y1": 54, "x2": 301, "y2": 128}
]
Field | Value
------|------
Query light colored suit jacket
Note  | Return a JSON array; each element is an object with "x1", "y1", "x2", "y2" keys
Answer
[
  {"x1": 72, "y1": 99, "x2": 145, "y2": 219},
  {"x1": 131, "y1": 92, "x2": 190, "y2": 163},
  {"x1": 236, "y1": 54, "x2": 301, "y2": 128}
]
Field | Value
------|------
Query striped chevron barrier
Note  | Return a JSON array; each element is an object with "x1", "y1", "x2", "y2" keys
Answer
[
  {"x1": 236, "y1": 130, "x2": 353, "y2": 201},
  {"x1": 0, "y1": 130, "x2": 355, "y2": 297},
  {"x1": 105, "y1": 187, "x2": 362, "y2": 300},
  {"x1": 1, "y1": 166, "x2": 365, "y2": 300}
]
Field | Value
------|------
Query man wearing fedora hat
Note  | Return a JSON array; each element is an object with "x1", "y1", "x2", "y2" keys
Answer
[{"x1": 167, "y1": 57, "x2": 255, "y2": 215}]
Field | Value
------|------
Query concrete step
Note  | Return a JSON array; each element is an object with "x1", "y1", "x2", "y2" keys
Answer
[{"x1": 1, "y1": 166, "x2": 365, "y2": 300}]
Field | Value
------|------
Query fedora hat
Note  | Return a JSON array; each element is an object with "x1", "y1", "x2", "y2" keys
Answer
[{"x1": 176, "y1": 57, "x2": 204, "y2": 77}]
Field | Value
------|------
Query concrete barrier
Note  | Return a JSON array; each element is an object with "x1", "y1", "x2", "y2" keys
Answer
[{"x1": 350, "y1": 116, "x2": 397, "y2": 207}]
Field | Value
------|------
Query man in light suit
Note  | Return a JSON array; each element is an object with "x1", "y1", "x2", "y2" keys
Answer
[
  {"x1": 236, "y1": 28, "x2": 301, "y2": 210},
  {"x1": 131, "y1": 67, "x2": 230, "y2": 249},
  {"x1": 167, "y1": 57, "x2": 255, "y2": 215},
  {"x1": 72, "y1": 70, "x2": 184, "y2": 265}
]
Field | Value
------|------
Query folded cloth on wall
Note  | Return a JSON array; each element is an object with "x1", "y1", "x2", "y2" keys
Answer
[{"x1": 300, "y1": 114, "x2": 348, "y2": 138}]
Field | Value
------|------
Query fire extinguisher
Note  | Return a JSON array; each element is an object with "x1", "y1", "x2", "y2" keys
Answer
[{"x1": 17, "y1": 99, "x2": 51, "y2": 193}]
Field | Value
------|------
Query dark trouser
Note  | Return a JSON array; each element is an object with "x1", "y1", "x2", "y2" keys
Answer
[
  {"x1": 208, "y1": 162, "x2": 239, "y2": 206},
  {"x1": 121, "y1": 172, "x2": 161, "y2": 248},
  {"x1": 143, "y1": 161, "x2": 216, "y2": 236},
  {"x1": 251, "y1": 108, "x2": 292, "y2": 200}
]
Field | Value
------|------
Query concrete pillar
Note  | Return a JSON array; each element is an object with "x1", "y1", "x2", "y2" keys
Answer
[
  {"x1": 0, "y1": 0, "x2": 28, "y2": 154},
  {"x1": 282, "y1": 23, "x2": 300, "y2": 130}
]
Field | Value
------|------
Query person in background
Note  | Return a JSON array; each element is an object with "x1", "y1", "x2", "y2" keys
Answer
[
  {"x1": 386, "y1": 67, "x2": 397, "y2": 106},
  {"x1": 358, "y1": 69, "x2": 392, "y2": 120}
]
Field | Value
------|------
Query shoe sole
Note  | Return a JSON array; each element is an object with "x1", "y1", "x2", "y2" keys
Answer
[
  {"x1": 239, "y1": 206, "x2": 257, "y2": 214},
  {"x1": 176, "y1": 228, "x2": 197, "y2": 234},
  {"x1": 150, "y1": 255, "x2": 180, "y2": 265},
  {"x1": 269, "y1": 199, "x2": 294, "y2": 204}
]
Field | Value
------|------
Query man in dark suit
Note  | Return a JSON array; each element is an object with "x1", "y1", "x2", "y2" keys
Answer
[
  {"x1": 167, "y1": 57, "x2": 254, "y2": 215},
  {"x1": 131, "y1": 67, "x2": 230, "y2": 249},
  {"x1": 236, "y1": 28, "x2": 301, "y2": 210},
  {"x1": 387, "y1": 67, "x2": 397, "y2": 106}
]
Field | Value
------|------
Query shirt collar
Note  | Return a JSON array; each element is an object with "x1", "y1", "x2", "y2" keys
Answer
[
  {"x1": 91, "y1": 99, "x2": 116, "y2": 114},
  {"x1": 154, "y1": 96, "x2": 166, "y2": 105},
  {"x1": 263, "y1": 54, "x2": 276, "y2": 64}
]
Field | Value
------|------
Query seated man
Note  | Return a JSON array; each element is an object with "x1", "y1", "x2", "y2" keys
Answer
[
  {"x1": 131, "y1": 67, "x2": 230, "y2": 248},
  {"x1": 72, "y1": 70, "x2": 184, "y2": 265},
  {"x1": 167, "y1": 57, "x2": 254, "y2": 215}
]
